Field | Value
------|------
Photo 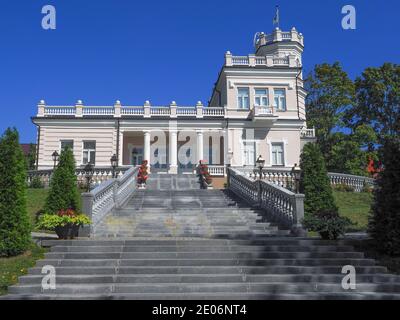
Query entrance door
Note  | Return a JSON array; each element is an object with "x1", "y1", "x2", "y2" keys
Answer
[{"x1": 131, "y1": 147, "x2": 144, "y2": 166}]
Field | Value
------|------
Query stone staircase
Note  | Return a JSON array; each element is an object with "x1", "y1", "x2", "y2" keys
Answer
[
  {"x1": 4, "y1": 173, "x2": 400, "y2": 299},
  {"x1": 4, "y1": 238, "x2": 400, "y2": 299},
  {"x1": 93, "y1": 189, "x2": 289, "y2": 238}
]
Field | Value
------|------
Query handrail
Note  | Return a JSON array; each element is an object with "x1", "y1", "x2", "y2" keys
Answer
[
  {"x1": 81, "y1": 166, "x2": 139, "y2": 229},
  {"x1": 328, "y1": 172, "x2": 375, "y2": 192},
  {"x1": 228, "y1": 167, "x2": 305, "y2": 235}
]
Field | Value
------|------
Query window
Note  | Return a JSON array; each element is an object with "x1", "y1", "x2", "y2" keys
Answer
[
  {"x1": 243, "y1": 142, "x2": 255, "y2": 166},
  {"x1": 60, "y1": 140, "x2": 73, "y2": 152},
  {"x1": 254, "y1": 89, "x2": 269, "y2": 106},
  {"x1": 271, "y1": 143, "x2": 284, "y2": 166},
  {"x1": 273, "y1": 89, "x2": 286, "y2": 111},
  {"x1": 83, "y1": 141, "x2": 96, "y2": 165},
  {"x1": 237, "y1": 88, "x2": 250, "y2": 109}
]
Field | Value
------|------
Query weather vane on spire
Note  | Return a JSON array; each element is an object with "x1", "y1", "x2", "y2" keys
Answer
[{"x1": 273, "y1": 5, "x2": 280, "y2": 28}]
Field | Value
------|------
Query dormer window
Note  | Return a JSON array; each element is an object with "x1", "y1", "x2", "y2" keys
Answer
[
  {"x1": 274, "y1": 89, "x2": 286, "y2": 111},
  {"x1": 254, "y1": 89, "x2": 269, "y2": 106},
  {"x1": 237, "y1": 88, "x2": 249, "y2": 109}
]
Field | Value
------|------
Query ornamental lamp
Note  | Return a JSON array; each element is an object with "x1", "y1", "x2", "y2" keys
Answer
[
  {"x1": 110, "y1": 154, "x2": 118, "y2": 178},
  {"x1": 52, "y1": 151, "x2": 59, "y2": 169},
  {"x1": 84, "y1": 163, "x2": 94, "y2": 192},
  {"x1": 291, "y1": 163, "x2": 302, "y2": 193}
]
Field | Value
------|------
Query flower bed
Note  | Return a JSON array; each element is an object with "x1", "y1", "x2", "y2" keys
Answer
[{"x1": 36, "y1": 209, "x2": 91, "y2": 239}]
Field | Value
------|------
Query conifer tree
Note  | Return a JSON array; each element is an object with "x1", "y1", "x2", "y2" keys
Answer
[
  {"x1": 44, "y1": 147, "x2": 81, "y2": 213},
  {"x1": 368, "y1": 138, "x2": 400, "y2": 255},
  {"x1": 0, "y1": 128, "x2": 31, "y2": 257},
  {"x1": 299, "y1": 143, "x2": 338, "y2": 217}
]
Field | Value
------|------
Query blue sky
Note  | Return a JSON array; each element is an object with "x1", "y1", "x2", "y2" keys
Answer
[{"x1": 0, "y1": 0, "x2": 399, "y2": 143}]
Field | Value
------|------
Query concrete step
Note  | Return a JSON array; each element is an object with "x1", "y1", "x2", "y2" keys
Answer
[
  {"x1": 44, "y1": 251, "x2": 365, "y2": 260},
  {"x1": 9, "y1": 282, "x2": 400, "y2": 295},
  {"x1": 51, "y1": 245, "x2": 357, "y2": 253},
  {"x1": 27, "y1": 265, "x2": 389, "y2": 276},
  {"x1": 41, "y1": 238, "x2": 361, "y2": 247},
  {"x1": 35, "y1": 258, "x2": 377, "y2": 268},
  {"x1": 4, "y1": 292, "x2": 400, "y2": 300},
  {"x1": 18, "y1": 274, "x2": 400, "y2": 285}
]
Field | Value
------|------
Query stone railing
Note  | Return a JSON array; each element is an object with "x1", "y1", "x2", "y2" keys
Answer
[
  {"x1": 208, "y1": 165, "x2": 226, "y2": 177},
  {"x1": 239, "y1": 167, "x2": 295, "y2": 190},
  {"x1": 237, "y1": 167, "x2": 374, "y2": 193},
  {"x1": 81, "y1": 166, "x2": 139, "y2": 229},
  {"x1": 228, "y1": 167, "x2": 304, "y2": 234},
  {"x1": 226, "y1": 53, "x2": 295, "y2": 68},
  {"x1": 27, "y1": 167, "x2": 130, "y2": 188},
  {"x1": 328, "y1": 172, "x2": 375, "y2": 192},
  {"x1": 253, "y1": 106, "x2": 274, "y2": 117},
  {"x1": 300, "y1": 128, "x2": 316, "y2": 139},
  {"x1": 37, "y1": 101, "x2": 227, "y2": 119}
]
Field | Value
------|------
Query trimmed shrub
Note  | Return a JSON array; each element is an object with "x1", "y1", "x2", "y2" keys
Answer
[
  {"x1": 332, "y1": 183, "x2": 355, "y2": 192},
  {"x1": 30, "y1": 176, "x2": 44, "y2": 189},
  {"x1": 0, "y1": 128, "x2": 31, "y2": 257},
  {"x1": 44, "y1": 147, "x2": 81, "y2": 213},
  {"x1": 303, "y1": 209, "x2": 353, "y2": 240},
  {"x1": 368, "y1": 138, "x2": 400, "y2": 255},
  {"x1": 300, "y1": 143, "x2": 338, "y2": 217}
]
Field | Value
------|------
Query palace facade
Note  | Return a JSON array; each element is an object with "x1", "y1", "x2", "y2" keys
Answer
[{"x1": 32, "y1": 27, "x2": 315, "y2": 176}]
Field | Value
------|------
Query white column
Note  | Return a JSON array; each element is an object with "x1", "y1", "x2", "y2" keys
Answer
[
  {"x1": 196, "y1": 130, "x2": 204, "y2": 164},
  {"x1": 118, "y1": 131, "x2": 124, "y2": 166},
  {"x1": 168, "y1": 130, "x2": 178, "y2": 174},
  {"x1": 144, "y1": 131, "x2": 151, "y2": 172},
  {"x1": 222, "y1": 130, "x2": 228, "y2": 166}
]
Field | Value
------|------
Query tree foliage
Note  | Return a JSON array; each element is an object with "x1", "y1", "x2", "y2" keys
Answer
[
  {"x1": 368, "y1": 138, "x2": 400, "y2": 255},
  {"x1": 0, "y1": 128, "x2": 31, "y2": 257},
  {"x1": 305, "y1": 62, "x2": 355, "y2": 164},
  {"x1": 44, "y1": 148, "x2": 81, "y2": 214},
  {"x1": 345, "y1": 63, "x2": 400, "y2": 141}
]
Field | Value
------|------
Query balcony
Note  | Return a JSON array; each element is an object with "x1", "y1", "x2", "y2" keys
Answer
[
  {"x1": 300, "y1": 128, "x2": 316, "y2": 139},
  {"x1": 36, "y1": 100, "x2": 225, "y2": 119},
  {"x1": 226, "y1": 53, "x2": 298, "y2": 68}
]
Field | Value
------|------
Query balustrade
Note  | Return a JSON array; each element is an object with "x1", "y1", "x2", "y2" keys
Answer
[{"x1": 228, "y1": 167, "x2": 304, "y2": 233}]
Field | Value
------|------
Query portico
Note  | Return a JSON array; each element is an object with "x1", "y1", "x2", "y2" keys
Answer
[{"x1": 120, "y1": 129, "x2": 225, "y2": 174}]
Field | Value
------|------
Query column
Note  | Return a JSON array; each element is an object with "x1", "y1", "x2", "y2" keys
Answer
[
  {"x1": 196, "y1": 130, "x2": 204, "y2": 164},
  {"x1": 168, "y1": 130, "x2": 178, "y2": 174},
  {"x1": 144, "y1": 131, "x2": 151, "y2": 172},
  {"x1": 222, "y1": 130, "x2": 228, "y2": 166},
  {"x1": 118, "y1": 131, "x2": 124, "y2": 166}
]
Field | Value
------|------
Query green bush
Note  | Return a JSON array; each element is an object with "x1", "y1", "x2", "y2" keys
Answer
[
  {"x1": 37, "y1": 212, "x2": 91, "y2": 231},
  {"x1": 0, "y1": 128, "x2": 31, "y2": 257},
  {"x1": 333, "y1": 183, "x2": 355, "y2": 192},
  {"x1": 29, "y1": 176, "x2": 43, "y2": 189},
  {"x1": 44, "y1": 148, "x2": 81, "y2": 213},
  {"x1": 300, "y1": 143, "x2": 338, "y2": 216},
  {"x1": 368, "y1": 138, "x2": 400, "y2": 255},
  {"x1": 303, "y1": 209, "x2": 353, "y2": 240}
]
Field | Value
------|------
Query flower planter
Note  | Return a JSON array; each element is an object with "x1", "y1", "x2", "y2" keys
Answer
[
  {"x1": 55, "y1": 224, "x2": 81, "y2": 239},
  {"x1": 55, "y1": 225, "x2": 72, "y2": 240}
]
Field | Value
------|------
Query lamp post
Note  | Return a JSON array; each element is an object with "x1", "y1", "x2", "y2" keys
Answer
[
  {"x1": 291, "y1": 163, "x2": 301, "y2": 193},
  {"x1": 84, "y1": 163, "x2": 94, "y2": 192},
  {"x1": 226, "y1": 150, "x2": 234, "y2": 188},
  {"x1": 110, "y1": 154, "x2": 118, "y2": 178},
  {"x1": 52, "y1": 151, "x2": 59, "y2": 169},
  {"x1": 255, "y1": 155, "x2": 265, "y2": 207},
  {"x1": 255, "y1": 155, "x2": 265, "y2": 180}
]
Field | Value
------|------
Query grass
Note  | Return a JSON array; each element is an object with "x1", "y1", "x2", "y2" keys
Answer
[
  {"x1": 26, "y1": 188, "x2": 48, "y2": 228},
  {"x1": 0, "y1": 243, "x2": 47, "y2": 295},
  {"x1": 333, "y1": 190, "x2": 373, "y2": 232}
]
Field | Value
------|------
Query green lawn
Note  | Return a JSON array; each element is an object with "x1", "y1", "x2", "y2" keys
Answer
[
  {"x1": 0, "y1": 243, "x2": 47, "y2": 295},
  {"x1": 26, "y1": 188, "x2": 48, "y2": 227},
  {"x1": 333, "y1": 190, "x2": 373, "y2": 232}
]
